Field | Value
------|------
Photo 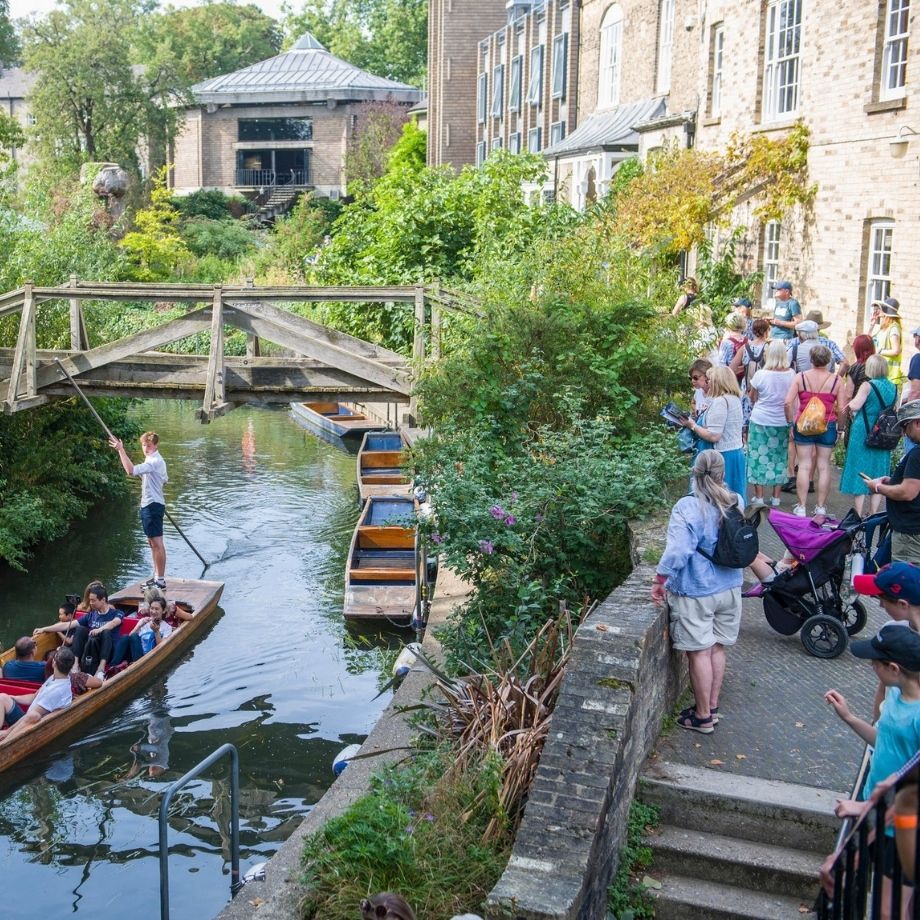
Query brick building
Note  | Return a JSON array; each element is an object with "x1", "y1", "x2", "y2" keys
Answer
[
  {"x1": 429, "y1": 0, "x2": 919, "y2": 354},
  {"x1": 171, "y1": 32, "x2": 423, "y2": 198}
]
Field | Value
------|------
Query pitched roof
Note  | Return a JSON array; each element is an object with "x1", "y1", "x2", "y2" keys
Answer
[
  {"x1": 0, "y1": 68, "x2": 37, "y2": 100},
  {"x1": 544, "y1": 97, "x2": 667, "y2": 157},
  {"x1": 191, "y1": 32, "x2": 423, "y2": 106}
]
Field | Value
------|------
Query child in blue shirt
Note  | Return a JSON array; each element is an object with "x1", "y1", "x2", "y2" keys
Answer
[{"x1": 826, "y1": 624, "x2": 920, "y2": 819}]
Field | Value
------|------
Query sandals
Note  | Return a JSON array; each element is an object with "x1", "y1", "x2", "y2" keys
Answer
[
  {"x1": 677, "y1": 707, "x2": 718, "y2": 733},
  {"x1": 679, "y1": 705, "x2": 720, "y2": 724}
]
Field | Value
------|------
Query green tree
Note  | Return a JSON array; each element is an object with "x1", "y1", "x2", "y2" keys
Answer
[
  {"x1": 22, "y1": 0, "x2": 155, "y2": 170},
  {"x1": 0, "y1": 0, "x2": 18, "y2": 68},
  {"x1": 282, "y1": 0, "x2": 427, "y2": 87},
  {"x1": 344, "y1": 103, "x2": 410, "y2": 195}
]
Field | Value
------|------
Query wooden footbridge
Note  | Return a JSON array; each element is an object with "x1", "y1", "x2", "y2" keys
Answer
[{"x1": 0, "y1": 279, "x2": 476, "y2": 422}]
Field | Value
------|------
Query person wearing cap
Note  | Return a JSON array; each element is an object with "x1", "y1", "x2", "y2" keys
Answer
[
  {"x1": 768, "y1": 280, "x2": 801, "y2": 341},
  {"x1": 853, "y1": 562, "x2": 920, "y2": 633},
  {"x1": 876, "y1": 297, "x2": 904, "y2": 386},
  {"x1": 732, "y1": 297, "x2": 754, "y2": 338},
  {"x1": 865, "y1": 401, "x2": 920, "y2": 565},
  {"x1": 788, "y1": 320, "x2": 830, "y2": 373}
]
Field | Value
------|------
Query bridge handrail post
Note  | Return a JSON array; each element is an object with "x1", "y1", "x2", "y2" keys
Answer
[
  {"x1": 158, "y1": 742, "x2": 240, "y2": 920},
  {"x1": 410, "y1": 285, "x2": 426, "y2": 425}
]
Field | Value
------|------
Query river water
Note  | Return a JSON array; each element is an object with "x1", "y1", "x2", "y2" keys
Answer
[{"x1": 0, "y1": 401, "x2": 403, "y2": 919}]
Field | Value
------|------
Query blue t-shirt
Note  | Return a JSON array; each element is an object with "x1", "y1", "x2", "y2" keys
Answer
[
  {"x1": 771, "y1": 297, "x2": 801, "y2": 340},
  {"x1": 2, "y1": 660, "x2": 46, "y2": 681},
  {"x1": 78, "y1": 609, "x2": 123, "y2": 631},
  {"x1": 863, "y1": 686, "x2": 920, "y2": 800}
]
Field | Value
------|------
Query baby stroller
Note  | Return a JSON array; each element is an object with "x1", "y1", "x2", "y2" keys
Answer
[{"x1": 743, "y1": 509, "x2": 891, "y2": 659}]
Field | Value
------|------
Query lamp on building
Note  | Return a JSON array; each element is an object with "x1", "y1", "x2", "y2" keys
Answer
[{"x1": 890, "y1": 124, "x2": 918, "y2": 157}]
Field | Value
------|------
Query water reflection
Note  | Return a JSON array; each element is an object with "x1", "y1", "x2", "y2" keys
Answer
[{"x1": 0, "y1": 402, "x2": 404, "y2": 919}]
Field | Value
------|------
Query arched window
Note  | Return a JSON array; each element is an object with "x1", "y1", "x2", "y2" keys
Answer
[{"x1": 598, "y1": 5, "x2": 624, "y2": 109}]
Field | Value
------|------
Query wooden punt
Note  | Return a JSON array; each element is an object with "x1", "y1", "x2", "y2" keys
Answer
[
  {"x1": 344, "y1": 496, "x2": 418, "y2": 622},
  {"x1": 0, "y1": 576, "x2": 224, "y2": 774},
  {"x1": 356, "y1": 430, "x2": 412, "y2": 503},
  {"x1": 290, "y1": 401, "x2": 386, "y2": 444}
]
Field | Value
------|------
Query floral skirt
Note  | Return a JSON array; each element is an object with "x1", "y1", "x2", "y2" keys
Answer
[{"x1": 746, "y1": 422, "x2": 790, "y2": 486}]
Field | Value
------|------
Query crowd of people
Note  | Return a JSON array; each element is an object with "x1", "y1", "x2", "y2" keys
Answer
[
  {"x1": 0, "y1": 581, "x2": 188, "y2": 742},
  {"x1": 659, "y1": 280, "x2": 920, "y2": 901}
]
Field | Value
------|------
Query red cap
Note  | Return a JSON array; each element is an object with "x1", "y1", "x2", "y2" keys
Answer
[{"x1": 852, "y1": 574, "x2": 884, "y2": 596}]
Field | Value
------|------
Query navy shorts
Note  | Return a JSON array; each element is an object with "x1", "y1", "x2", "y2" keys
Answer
[
  {"x1": 3, "y1": 702, "x2": 24, "y2": 728},
  {"x1": 793, "y1": 421, "x2": 837, "y2": 447},
  {"x1": 140, "y1": 502, "x2": 165, "y2": 538}
]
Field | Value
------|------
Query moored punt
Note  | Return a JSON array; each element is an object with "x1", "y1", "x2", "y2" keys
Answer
[
  {"x1": 290, "y1": 400, "x2": 386, "y2": 447},
  {"x1": 356, "y1": 430, "x2": 412, "y2": 503},
  {"x1": 344, "y1": 496, "x2": 418, "y2": 622},
  {"x1": 0, "y1": 576, "x2": 224, "y2": 774}
]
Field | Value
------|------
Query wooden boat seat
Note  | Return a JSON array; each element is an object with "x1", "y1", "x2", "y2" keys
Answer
[
  {"x1": 351, "y1": 548, "x2": 416, "y2": 581},
  {"x1": 361, "y1": 451, "x2": 406, "y2": 468},
  {"x1": 350, "y1": 567, "x2": 416, "y2": 582},
  {"x1": 326, "y1": 412, "x2": 366, "y2": 421},
  {"x1": 357, "y1": 526, "x2": 415, "y2": 550},
  {"x1": 361, "y1": 473, "x2": 408, "y2": 484},
  {"x1": 0, "y1": 678, "x2": 44, "y2": 693}
]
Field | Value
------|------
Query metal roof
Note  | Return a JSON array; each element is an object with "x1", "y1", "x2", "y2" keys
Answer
[
  {"x1": 191, "y1": 32, "x2": 423, "y2": 106},
  {"x1": 544, "y1": 97, "x2": 667, "y2": 157}
]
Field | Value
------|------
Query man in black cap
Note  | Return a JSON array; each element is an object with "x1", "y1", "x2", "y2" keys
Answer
[
  {"x1": 731, "y1": 297, "x2": 753, "y2": 338},
  {"x1": 866, "y1": 401, "x2": 920, "y2": 564},
  {"x1": 768, "y1": 281, "x2": 801, "y2": 341}
]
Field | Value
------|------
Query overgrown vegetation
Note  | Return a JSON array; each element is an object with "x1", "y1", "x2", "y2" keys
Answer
[{"x1": 607, "y1": 801, "x2": 661, "y2": 920}]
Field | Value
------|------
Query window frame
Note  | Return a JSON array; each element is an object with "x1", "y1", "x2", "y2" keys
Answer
[
  {"x1": 710, "y1": 24, "x2": 725, "y2": 117},
  {"x1": 762, "y1": 0, "x2": 802, "y2": 122},
  {"x1": 552, "y1": 32, "x2": 568, "y2": 100},
  {"x1": 550, "y1": 120, "x2": 565, "y2": 145},
  {"x1": 509, "y1": 55, "x2": 523, "y2": 112},
  {"x1": 528, "y1": 125, "x2": 542, "y2": 152},
  {"x1": 476, "y1": 140, "x2": 487, "y2": 166},
  {"x1": 491, "y1": 136, "x2": 504, "y2": 151},
  {"x1": 509, "y1": 131, "x2": 522, "y2": 154},
  {"x1": 528, "y1": 44, "x2": 544, "y2": 107},
  {"x1": 598, "y1": 5, "x2": 624, "y2": 109},
  {"x1": 865, "y1": 219, "x2": 895, "y2": 312},
  {"x1": 492, "y1": 63, "x2": 505, "y2": 117},
  {"x1": 237, "y1": 117, "x2": 314, "y2": 142},
  {"x1": 881, "y1": 0, "x2": 910, "y2": 99},
  {"x1": 477, "y1": 72, "x2": 488, "y2": 124},
  {"x1": 761, "y1": 220, "x2": 781, "y2": 307},
  {"x1": 656, "y1": 0, "x2": 675, "y2": 95}
]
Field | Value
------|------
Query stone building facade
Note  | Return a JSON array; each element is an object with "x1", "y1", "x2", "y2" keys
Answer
[
  {"x1": 429, "y1": 0, "x2": 919, "y2": 355},
  {"x1": 172, "y1": 33, "x2": 423, "y2": 198}
]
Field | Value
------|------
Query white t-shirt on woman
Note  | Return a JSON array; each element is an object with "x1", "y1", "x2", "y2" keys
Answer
[{"x1": 749, "y1": 369, "x2": 795, "y2": 427}]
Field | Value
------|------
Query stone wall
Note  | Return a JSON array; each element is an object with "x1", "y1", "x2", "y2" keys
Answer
[{"x1": 485, "y1": 517, "x2": 684, "y2": 920}]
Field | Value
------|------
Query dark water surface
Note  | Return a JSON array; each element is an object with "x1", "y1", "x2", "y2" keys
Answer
[{"x1": 0, "y1": 402, "x2": 401, "y2": 919}]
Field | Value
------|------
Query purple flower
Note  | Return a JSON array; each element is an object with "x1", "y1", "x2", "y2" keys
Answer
[
  {"x1": 504, "y1": 514, "x2": 516, "y2": 527},
  {"x1": 479, "y1": 539, "x2": 495, "y2": 554},
  {"x1": 510, "y1": 491, "x2": 519, "y2": 504},
  {"x1": 430, "y1": 532, "x2": 443, "y2": 544},
  {"x1": 489, "y1": 504, "x2": 506, "y2": 520},
  {"x1": 423, "y1": 813, "x2": 435, "y2": 822},
  {"x1": 534, "y1": 513, "x2": 544, "y2": 523},
  {"x1": 405, "y1": 825, "x2": 415, "y2": 835}
]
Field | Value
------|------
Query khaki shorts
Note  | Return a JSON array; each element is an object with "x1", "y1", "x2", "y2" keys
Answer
[
  {"x1": 668, "y1": 588, "x2": 743, "y2": 652},
  {"x1": 892, "y1": 531, "x2": 920, "y2": 567}
]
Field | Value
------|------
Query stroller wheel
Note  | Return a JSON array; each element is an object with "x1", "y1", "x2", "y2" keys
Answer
[
  {"x1": 840, "y1": 599, "x2": 868, "y2": 637},
  {"x1": 800, "y1": 614, "x2": 848, "y2": 659}
]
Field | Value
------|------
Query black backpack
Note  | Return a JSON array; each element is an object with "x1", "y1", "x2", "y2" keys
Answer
[
  {"x1": 697, "y1": 506, "x2": 759, "y2": 568},
  {"x1": 863, "y1": 382, "x2": 901, "y2": 450}
]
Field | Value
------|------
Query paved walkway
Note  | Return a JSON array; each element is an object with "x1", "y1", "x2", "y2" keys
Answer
[{"x1": 656, "y1": 467, "x2": 885, "y2": 794}]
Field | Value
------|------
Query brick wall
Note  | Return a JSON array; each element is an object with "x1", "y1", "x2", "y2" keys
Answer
[{"x1": 485, "y1": 517, "x2": 685, "y2": 920}]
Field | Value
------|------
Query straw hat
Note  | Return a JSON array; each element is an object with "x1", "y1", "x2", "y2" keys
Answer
[{"x1": 872, "y1": 296, "x2": 901, "y2": 317}]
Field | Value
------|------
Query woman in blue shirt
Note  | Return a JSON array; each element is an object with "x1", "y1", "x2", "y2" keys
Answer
[{"x1": 652, "y1": 450, "x2": 744, "y2": 734}]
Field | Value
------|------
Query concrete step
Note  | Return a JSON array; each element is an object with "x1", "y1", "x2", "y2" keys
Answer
[
  {"x1": 641, "y1": 761, "x2": 842, "y2": 852},
  {"x1": 650, "y1": 873, "x2": 815, "y2": 919},
  {"x1": 648, "y1": 825, "x2": 822, "y2": 901}
]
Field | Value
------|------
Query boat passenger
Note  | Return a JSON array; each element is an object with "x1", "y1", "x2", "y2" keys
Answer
[
  {"x1": 0, "y1": 647, "x2": 76, "y2": 742},
  {"x1": 43, "y1": 649, "x2": 103, "y2": 695},
  {"x1": 77, "y1": 580, "x2": 105, "y2": 613},
  {"x1": 110, "y1": 598, "x2": 173, "y2": 667},
  {"x1": 69, "y1": 584, "x2": 124, "y2": 679},
  {"x1": 2, "y1": 637, "x2": 47, "y2": 682},
  {"x1": 33, "y1": 602, "x2": 78, "y2": 648}
]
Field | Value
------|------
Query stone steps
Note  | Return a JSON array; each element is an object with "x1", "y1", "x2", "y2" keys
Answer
[{"x1": 638, "y1": 761, "x2": 841, "y2": 919}]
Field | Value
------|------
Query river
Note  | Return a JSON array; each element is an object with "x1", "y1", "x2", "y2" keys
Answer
[{"x1": 0, "y1": 401, "x2": 403, "y2": 919}]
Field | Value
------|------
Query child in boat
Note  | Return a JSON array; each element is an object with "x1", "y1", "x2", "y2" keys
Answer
[{"x1": 33, "y1": 602, "x2": 78, "y2": 649}]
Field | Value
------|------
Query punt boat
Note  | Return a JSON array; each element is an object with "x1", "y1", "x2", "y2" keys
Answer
[
  {"x1": 0, "y1": 576, "x2": 224, "y2": 773},
  {"x1": 290, "y1": 401, "x2": 386, "y2": 446},
  {"x1": 356, "y1": 430, "x2": 412, "y2": 503},
  {"x1": 344, "y1": 496, "x2": 418, "y2": 622}
]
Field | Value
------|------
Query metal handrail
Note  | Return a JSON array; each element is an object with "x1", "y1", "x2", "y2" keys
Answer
[{"x1": 159, "y1": 743, "x2": 240, "y2": 920}]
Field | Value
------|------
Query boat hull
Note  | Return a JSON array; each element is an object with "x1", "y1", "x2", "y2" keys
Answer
[
  {"x1": 290, "y1": 401, "x2": 386, "y2": 448},
  {"x1": 0, "y1": 577, "x2": 224, "y2": 774},
  {"x1": 356, "y1": 430, "x2": 412, "y2": 503}
]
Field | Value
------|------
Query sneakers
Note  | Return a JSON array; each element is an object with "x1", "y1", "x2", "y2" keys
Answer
[
  {"x1": 143, "y1": 577, "x2": 156, "y2": 588},
  {"x1": 155, "y1": 577, "x2": 167, "y2": 589},
  {"x1": 793, "y1": 504, "x2": 808, "y2": 517},
  {"x1": 769, "y1": 497, "x2": 782, "y2": 507},
  {"x1": 814, "y1": 505, "x2": 828, "y2": 517},
  {"x1": 749, "y1": 496, "x2": 765, "y2": 508}
]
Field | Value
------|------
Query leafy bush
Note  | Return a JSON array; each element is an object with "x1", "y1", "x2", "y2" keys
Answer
[
  {"x1": 301, "y1": 749, "x2": 510, "y2": 920},
  {"x1": 607, "y1": 802, "x2": 661, "y2": 920},
  {"x1": 180, "y1": 216, "x2": 258, "y2": 261},
  {"x1": 172, "y1": 189, "x2": 249, "y2": 221}
]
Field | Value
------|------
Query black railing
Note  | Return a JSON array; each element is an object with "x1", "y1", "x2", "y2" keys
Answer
[
  {"x1": 817, "y1": 749, "x2": 920, "y2": 919},
  {"x1": 235, "y1": 168, "x2": 309, "y2": 187}
]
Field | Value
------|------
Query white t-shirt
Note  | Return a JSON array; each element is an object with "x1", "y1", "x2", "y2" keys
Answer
[
  {"x1": 29, "y1": 675, "x2": 73, "y2": 715},
  {"x1": 132, "y1": 450, "x2": 168, "y2": 508},
  {"x1": 138, "y1": 619, "x2": 173, "y2": 654},
  {"x1": 749, "y1": 369, "x2": 795, "y2": 427},
  {"x1": 693, "y1": 389, "x2": 711, "y2": 414},
  {"x1": 705, "y1": 395, "x2": 743, "y2": 451}
]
